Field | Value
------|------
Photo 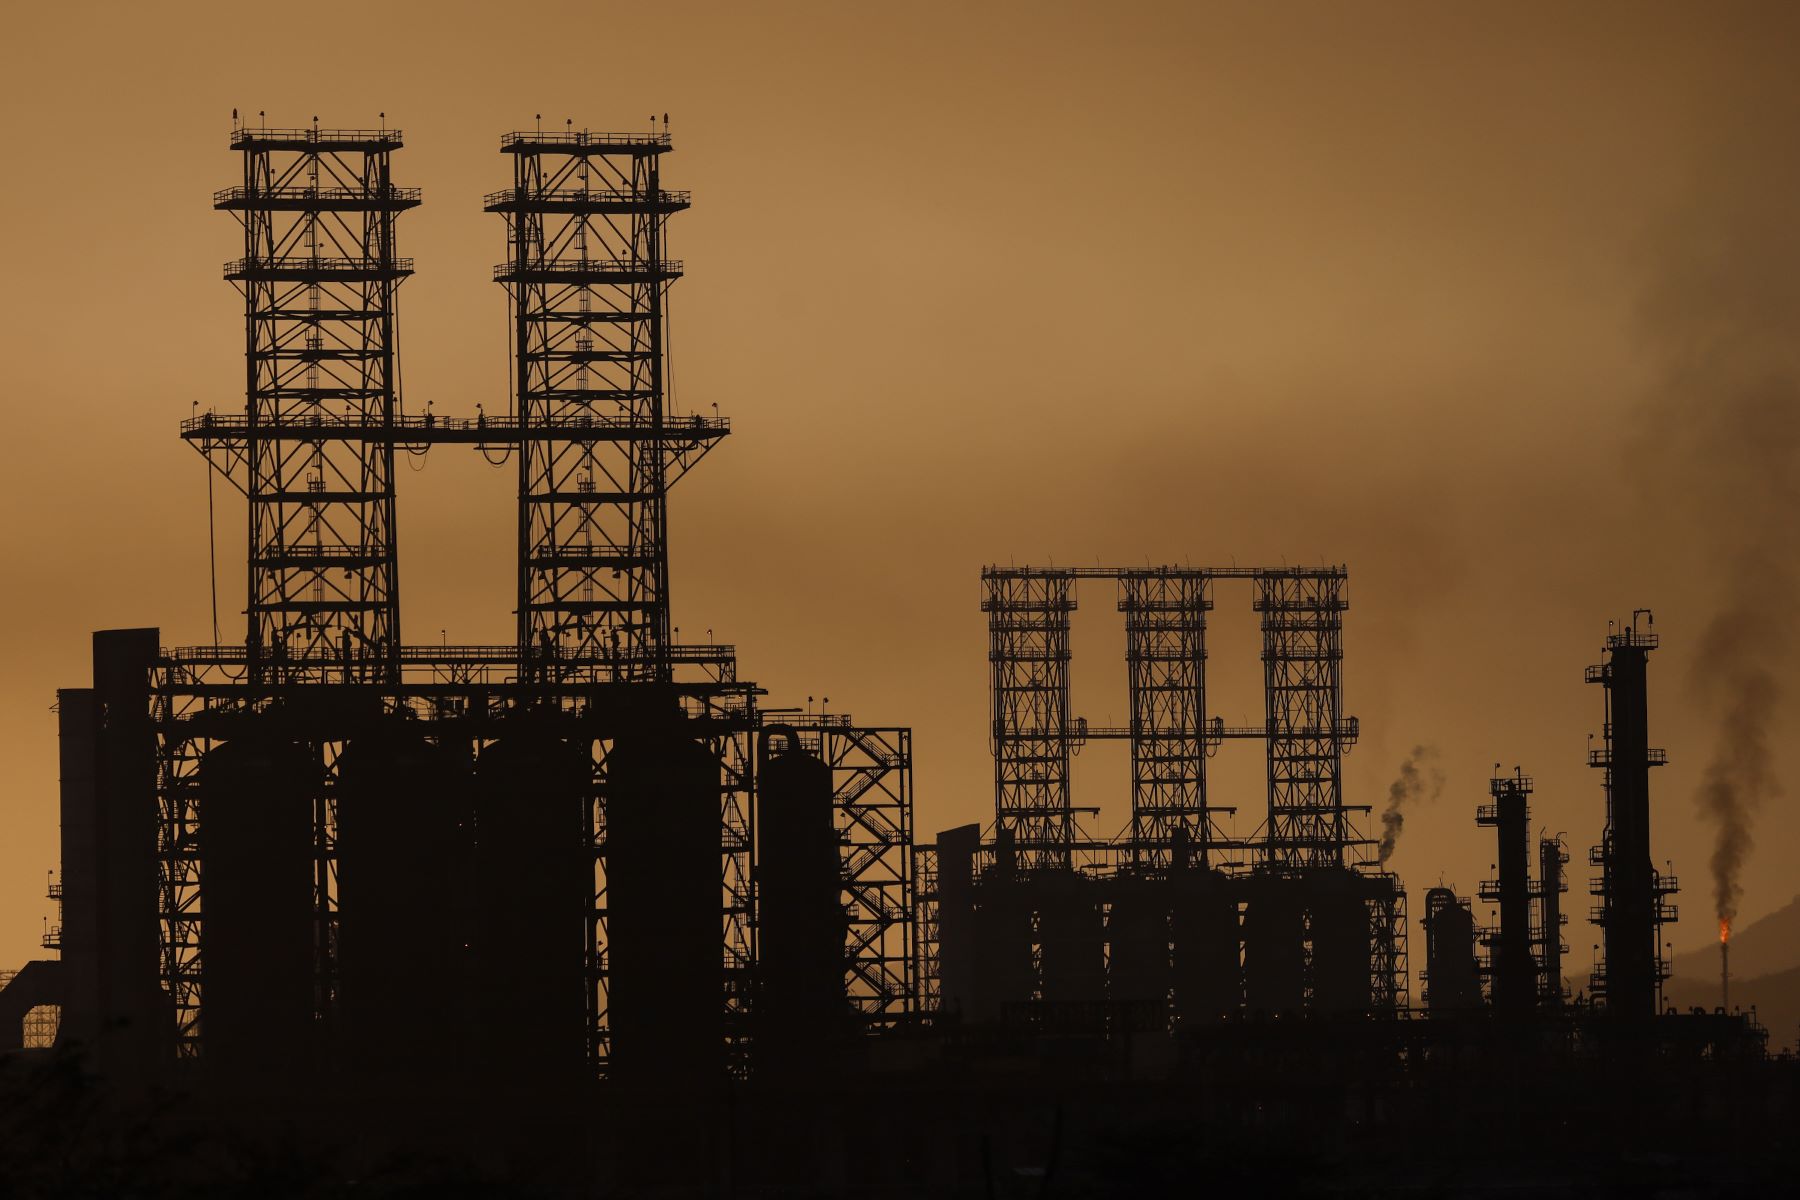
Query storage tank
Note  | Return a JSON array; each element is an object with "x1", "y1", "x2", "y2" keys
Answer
[
  {"x1": 971, "y1": 877, "x2": 1035, "y2": 1021},
  {"x1": 1422, "y1": 886, "x2": 1482, "y2": 1011},
  {"x1": 1036, "y1": 870, "x2": 1104, "y2": 1012},
  {"x1": 1242, "y1": 882, "x2": 1306, "y2": 1014},
  {"x1": 1306, "y1": 871, "x2": 1373, "y2": 1013},
  {"x1": 471, "y1": 733, "x2": 591, "y2": 1085},
  {"x1": 1106, "y1": 875, "x2": 1170, "y2": 1027},
  {"x1": 605, "y1": 728, "x2": 722, "y2": 1084},
  {"x1": 933, "y1": 825, "x2": 982, "y2": 1018},
  {"x1": 336, "y1": 724, "x2": 473, "y2": 1080},
  {"x1": 200, "y1": 734, "x2": 318, "y2": 1077},
  {"x1": 756, "y1": 729, "x2": 846, "y2": 1056},
  {"x1": 1172, "y1": 869, "x2": 1242, "y2": 1022}
]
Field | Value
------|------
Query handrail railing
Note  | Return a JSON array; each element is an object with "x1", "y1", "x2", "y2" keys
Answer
[
  {"x1": 166, "y1": 642, "x2": 737, "y2": 665},
  {"x1": 214, "y1": 185, "x2": 422, "y2": 204},
  {"x1": 482, "y1": 187, "x2": 689, "y2": 207},
  {"x1": 492, "y1": 258, "x2": 681, "y2": 280},
  {"x1": 500, "y1": 131, "x2": 670, "y2": 149},
  {"x1": 224, "y1": 256, "x2": 413, "y2": 275},
  {"x1": 181, "y1": 410, "x2": 728, "y2": 438},
  {"x1": 232, "y1": 127, "x2": 401, "y2": 144}
]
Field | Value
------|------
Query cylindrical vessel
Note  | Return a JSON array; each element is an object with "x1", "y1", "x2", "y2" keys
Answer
[
  {"x1": 971, "y1": 877, "x2": 1035, "y2": 1021},
  {"x1": 757, "y1": 741, "x2": 845, "y2": 1055},
  {"x1": 1422, "y1": 886, "x2": 1482, "y2": 1011},
  {"x1": 1037, "y1": 871, "x2": 1105, "y2": 1011},
  {"x1": 336, "y1": 725, "x2": 473, "y2": 1080},
  {"x1": 1242, "y1": 884, "x2": 1306, "y2": 1015},
  {"x1": 1307, "y1": 874, "x2": 1372, "y2": 1013},
  {"x1": 471, "y1": 733, "x2": 591, "y2": 1085},
  {"x1": 605, "y1": 731, "x2": 722, "y2": 1084},
  {"x1": 200, "y1": 735, "x2": 318, "y2": 1077},
  {"x1": 1106, "y1": 875, "x2": 1171, "y2": 1026},
  {"x1": 1172, "y1": 870, "x2": 1242, "y2": 1022}
]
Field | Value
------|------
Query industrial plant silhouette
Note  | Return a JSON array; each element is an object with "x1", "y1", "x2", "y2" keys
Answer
[{"x1": 0, "y1": 119, "x2": 1790, "y2": 1196}]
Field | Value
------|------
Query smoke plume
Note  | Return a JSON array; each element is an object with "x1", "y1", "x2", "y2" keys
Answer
[
  {"x1": 1632, "y1": 128, "x2": 1800, "y2": 929},
  {"x1": 1377, "y1": 744, "x2": 1443, "y2": 865},
  {"x1": 1689, "y1": 588, "x2": 1784, "y2": 926}
]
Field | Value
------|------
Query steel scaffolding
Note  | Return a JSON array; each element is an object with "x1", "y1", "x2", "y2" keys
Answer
[
  {"x1": 912, "y1": 846, "x2": 941, "y2": 1013},
  {"x1": 965, "y1": 566, "x2": 1391, "y2": 1018},
  {"x1": 1119, "y1": 574, "x2": 1217, "y2": 866},
  {"x1": 1369, "y1": 879, "x2": 1409, "y2": 1010},
  {"x1": 170, "y1": 122, "x2": 761, "y2": 1078},
  {"x1": 1255, "y1": 569, "x2": 1354, "y2": 868},
  {"x1": 980, "y1": 567, "x2": 1360, "y2": 869},
  {"x1": 201, "y1": 121, "x2": 419, "y2": 684},
  {"x1": 486, "y1": 128, "x2": 724, "y2": 682},
  {"x1": 152, "y1": 646, "x2": 756, "y2": 1065},
  {"x1": 766, "y1": 717, "x2": 918, "y2": 1030},
  {"x1": 982, "y1": 572, "x2": 1077, "y2": 870}
]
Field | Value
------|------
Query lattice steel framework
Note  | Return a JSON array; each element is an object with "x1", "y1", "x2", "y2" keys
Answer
[
  {"x1": 912, "y1": 846, "x2": 941, "y2": 1013},
  {"x1": 488, "y1": 129, "x2": 725, "y2": 682},
  {"x1": 983, "y1": 572, "x2": 1076, "y2": 870},
  {"x1": 1369, "y1": 881, "x2": 1409, "y2": 1010},
  {"x1": 208, "y1": 122, "x2": 419, "y2": 684},
  {"x1": 1255, "y1": 569, "x2": 1353, "y2": 867},
  {"x1": 169, "y1": 121, "x2": 759, "y2": 1078},
  {"x1": 151, "y1": 646, "x2": 756, "y2": 1066},
  {"x1": 767, "y1": 717, "x2": 918, "y2": 1029},
  {"x1": 1119, "y1": 574, "x2": 1216, "y2": 866}
]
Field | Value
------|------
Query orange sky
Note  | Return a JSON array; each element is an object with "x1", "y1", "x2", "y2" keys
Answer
[{"x1": 3, "y1": 1, "x2": 1798, "y2": 978}]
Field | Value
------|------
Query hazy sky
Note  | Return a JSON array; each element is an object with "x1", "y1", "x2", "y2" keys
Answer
[{"x1": 3, "y1": 1, "x2": 1798, "y2": 979}]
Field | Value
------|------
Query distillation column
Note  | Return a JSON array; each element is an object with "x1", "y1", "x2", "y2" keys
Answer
[
  {"x1": 1477, "y1": 771, "x2": 1537, "y2": 1015},
  {"x1": 1586, "y1": 618, "x2": 1675, "y2": 1018},
  {"x1": 1536, "y1": 835, "x2": 1568, "y2": 1007}
]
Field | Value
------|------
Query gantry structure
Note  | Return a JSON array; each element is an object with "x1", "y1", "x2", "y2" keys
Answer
[
  {"x1": 980, "y1": 566, "x2": 1362, "y2": 871},
  {"x1": 909, "y1": 564, "x2": 1405, "y2": 1019},
  {"x1": 170, "y1": 120, "x2": 781, "y2": 1076},
  {"x1": 486, "y1": 127, "x2": 724, "y2": 682},
  {"x1": 201, "y1": 123, "x2": 419, "y2": 683}
]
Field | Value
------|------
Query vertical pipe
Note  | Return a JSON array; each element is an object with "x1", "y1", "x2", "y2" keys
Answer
[
  {"x1": 1538, "y1": 836, "x2": 1564, "y2": 1007},
  {"x1": 91, "y1": 630, "x2": 165, "y2": 1077},
  {"x1": 1605, "y1": 643, "x2": 1656, "y2": 1017}
]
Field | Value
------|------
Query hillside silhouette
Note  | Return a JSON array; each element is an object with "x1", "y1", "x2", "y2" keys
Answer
[{"x1": 1669, "y1": 894, "x2": 1800, "y2": 982}]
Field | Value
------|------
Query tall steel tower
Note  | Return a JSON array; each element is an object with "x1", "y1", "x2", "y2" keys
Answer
[
  {"x1": 1256, "y1": 569, "x2": 1352, "y2": 867},
  {"x1": 1120, "y1": 573, "x2": 1213, "y2": 866},
  {"x1": 487, "y1": 125, "x2": 726, "y2": 681},
  {"x1": 207, "y1": 120, "x2": 419, "y2": 682},
  {"x1": 981, "y1": 570, "x2": 1076, "y2": 870},
  {"x1": 1586, "y1": 613, "x2": 1677, "y2": 1016}
]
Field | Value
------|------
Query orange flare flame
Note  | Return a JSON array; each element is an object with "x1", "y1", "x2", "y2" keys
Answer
[{"x1": 1720, "y1": 917, "x2": 1731, "y2": 945}]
